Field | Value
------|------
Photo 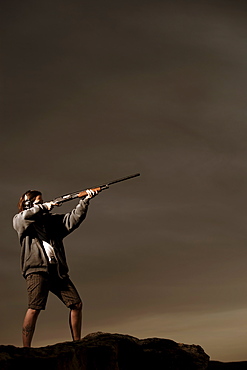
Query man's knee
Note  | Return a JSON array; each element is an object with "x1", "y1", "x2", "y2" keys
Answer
[
  {"x1": 27, "y1": 308, "x2": 41, "y2": 317},
  {"x1": 70, "y1": 301, "x2": 83, "y2": 311}
]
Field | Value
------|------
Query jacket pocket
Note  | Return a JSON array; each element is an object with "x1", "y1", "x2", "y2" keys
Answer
[{"x1": 26, "y1": 239, "x2": 48, "y2": 267}]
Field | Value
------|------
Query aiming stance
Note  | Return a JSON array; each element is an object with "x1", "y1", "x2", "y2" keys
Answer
[{"x1": 13, "y1": 189, "x2": 98, "y2": 347}]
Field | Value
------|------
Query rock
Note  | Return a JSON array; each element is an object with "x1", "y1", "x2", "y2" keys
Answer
[
  {"x1": 208, "y1": 360, "x2": 247, "y2": 369},
  {"x1": 0, "y1": 332, "x2": 210, "y2": 370}
]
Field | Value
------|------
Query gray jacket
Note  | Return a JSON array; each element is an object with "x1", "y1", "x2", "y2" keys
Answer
[{"x1": 13, "y1": 199, "x2": 89, "y2": 278}]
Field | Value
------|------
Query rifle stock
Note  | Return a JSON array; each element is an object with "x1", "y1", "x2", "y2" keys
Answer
[{"x1": 51, "y1": 173, "x2": 140, "y2": 205}]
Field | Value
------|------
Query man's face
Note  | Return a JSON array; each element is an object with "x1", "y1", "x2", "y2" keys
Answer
[{"x1": 33, "y1": 195, "x2": 43, "y2": 206}]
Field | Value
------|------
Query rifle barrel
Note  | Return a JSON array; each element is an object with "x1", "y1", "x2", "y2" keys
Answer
[
  {"x1": 106, "y1": 173, "x2": 140, "y2": 186},
  {"x1": 52, "y1": 173, "x2": 140, "y2": 204}
]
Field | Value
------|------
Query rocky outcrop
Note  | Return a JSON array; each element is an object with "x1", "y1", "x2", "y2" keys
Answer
[
  {"x1": 0, "y1": 332, "x2": 209, "y2": 370},
  {"x1": 208, "y1": 361, "x2": 247, "y2": 369}
]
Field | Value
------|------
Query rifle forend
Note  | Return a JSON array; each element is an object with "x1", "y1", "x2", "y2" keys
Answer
[{"x1": 51, "y1": 173, "x2": 140, "y2": 205}]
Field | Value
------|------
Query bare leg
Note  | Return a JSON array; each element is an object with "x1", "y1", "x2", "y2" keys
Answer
[
  {"x1": 22, "y1": 308, "x2": 40, "y2": 347},
  {"x1": 69, "y1": 302, "x2": 82, "y2": 341}
]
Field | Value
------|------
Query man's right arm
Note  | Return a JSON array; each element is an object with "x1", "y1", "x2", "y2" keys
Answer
[{"x1": 13, "y1": 204, "x2": 50, "y2": 236}]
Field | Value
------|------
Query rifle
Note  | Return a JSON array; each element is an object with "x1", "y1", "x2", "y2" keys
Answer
[{"x1": 51, "y1": 173, "x2": 140, "y2": 205}]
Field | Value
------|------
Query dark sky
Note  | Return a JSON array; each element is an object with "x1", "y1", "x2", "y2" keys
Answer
[{"x1": 1, "y1": 0, "x2": 247, "y2": 362}]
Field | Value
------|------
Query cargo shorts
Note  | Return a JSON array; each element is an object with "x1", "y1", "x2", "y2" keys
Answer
[{"x1": 26, "y1": 265, "x2": 82, "y2": 310}]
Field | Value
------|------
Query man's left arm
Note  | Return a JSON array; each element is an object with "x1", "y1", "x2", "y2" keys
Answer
[{"x1": 62, "y1": 189, "x2": 98, "y2": 234}]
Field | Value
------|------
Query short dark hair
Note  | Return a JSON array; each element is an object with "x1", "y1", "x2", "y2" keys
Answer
[{"x1": 18, "y1": 190, "x2": 42, "y2": 212}]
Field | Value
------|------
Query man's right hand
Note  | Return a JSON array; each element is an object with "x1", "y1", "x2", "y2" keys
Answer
[{"x1": 44, "y1": 201, "x2": 59, "y2": 210}]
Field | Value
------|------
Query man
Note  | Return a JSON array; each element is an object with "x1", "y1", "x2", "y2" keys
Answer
[{"x1": 13, "y1": 188, "x2": 98, "y2": 347}]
